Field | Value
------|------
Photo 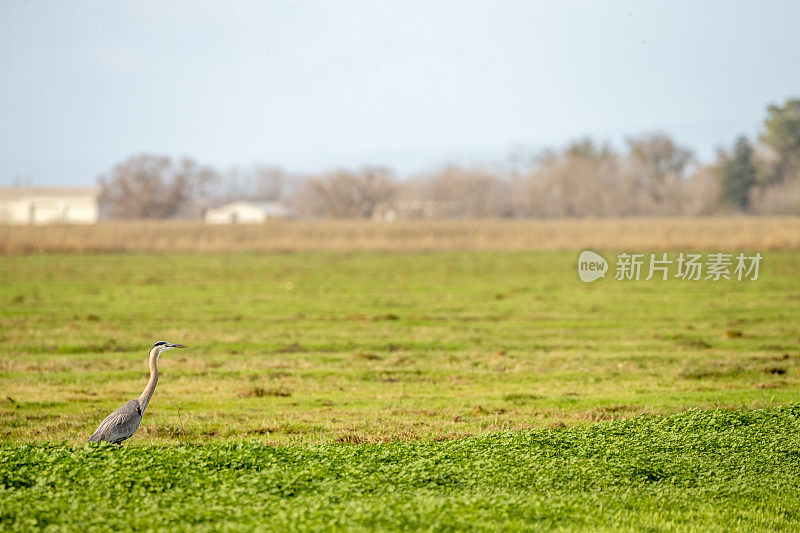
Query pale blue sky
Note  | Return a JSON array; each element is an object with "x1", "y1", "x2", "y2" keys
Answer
[{"x1": 1, "y1": 0, "x2": 799, "y2": 185}]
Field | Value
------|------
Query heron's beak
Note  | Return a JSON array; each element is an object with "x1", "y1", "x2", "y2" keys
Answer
[{"x1": 169, "y1": 343, "x2": 188, "y2": 348}]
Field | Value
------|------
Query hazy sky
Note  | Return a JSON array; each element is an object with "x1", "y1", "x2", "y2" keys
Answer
[{"x1": 1, "y1": 1, "x2": 799, "y2": 185}]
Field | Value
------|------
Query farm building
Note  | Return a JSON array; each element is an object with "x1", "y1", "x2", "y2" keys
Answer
[
  {"x1": 0, "y1": 186, "x2": 99, "y2": 224},
  {"x1": 372, "y1": 200, "x2": 464, "y2": 221},
  {"x1": 204, "y1": 201, "x2": 294, "y2": 224}
]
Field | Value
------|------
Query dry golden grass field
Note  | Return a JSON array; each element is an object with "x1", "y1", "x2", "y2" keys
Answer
[{"x1": 0, "y1": 216, "x2": 798, "y2": 253}]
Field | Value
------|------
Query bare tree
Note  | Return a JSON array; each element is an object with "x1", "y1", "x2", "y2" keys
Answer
[
  {"x1": 290, "y1": 166, "x2": 397, "y2": 218},
  {"x1": 253, "y1": 165, "x2": 289, "y2": 201},
  {"x1": 749, "y1": 180, "x2": 800, "y2": 214},
  {"x1": 409, "y1": 164, "x2": 511, "y2": 218},
  {"x1": 683, "y1": 163, "x2": 722, "y2": 215},
  {"x1": 206, "y1": 165, "x2": 292, "y2": 205},
  {"x1": 512, "y1": 139, "x2": 627, "y2": 217},
  {"x1": 625, "y1": 133, "x2": 693, "y2": 214},
  {"x1": 99, "y1": 154, "x2": 216, "y2": 219}
]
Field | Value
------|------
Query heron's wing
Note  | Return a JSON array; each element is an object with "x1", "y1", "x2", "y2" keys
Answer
[{"x1": 88, "y1": 399, "x2": 143, "y2": 443}]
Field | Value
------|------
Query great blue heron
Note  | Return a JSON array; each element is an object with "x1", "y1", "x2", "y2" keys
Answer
[{"x1": 88, "y1": 341, "x2": 187, "y2": 444}]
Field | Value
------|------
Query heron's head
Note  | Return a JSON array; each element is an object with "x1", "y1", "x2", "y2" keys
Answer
[{"x1": 151, "y1": 341, "x2": 188, "y2": 355}]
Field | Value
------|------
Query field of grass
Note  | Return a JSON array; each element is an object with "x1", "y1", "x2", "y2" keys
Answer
[
  {"x1": 1, "y1": 250, "x2": 798, "y2": 444},
  {"x1": 1, "y1": 245, "x2": 799, "y2": 529},
  {"x1": 2, "y1": 407, "x2": 800, "y2": 530}
]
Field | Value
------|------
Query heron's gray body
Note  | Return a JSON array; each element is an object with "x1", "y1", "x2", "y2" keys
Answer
[
  {"x1": 87, "y1": 399, "x2": 143, "y2": 444},
  {"x1": 87, "y1": 341, "x2": 186, "y2": 444}
]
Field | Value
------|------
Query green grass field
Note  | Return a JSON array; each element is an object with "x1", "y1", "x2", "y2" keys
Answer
[
  {"x1": 3, "y1": 406, "x2": 800, "y2": 531},
  {"x1": 1, "y1": 250, "x2": 799, "y2": 529}
]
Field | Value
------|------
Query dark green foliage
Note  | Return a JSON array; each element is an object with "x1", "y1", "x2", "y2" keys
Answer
[
  {"x1": 2, "y1": 406, "x2": 800, "y2": 530},
  {"x1": 720, "y1": 136, "x2": 757, "y2": 211},
  {"x1": 761, "y1": 99, "x2": 800, "y2": 185}
]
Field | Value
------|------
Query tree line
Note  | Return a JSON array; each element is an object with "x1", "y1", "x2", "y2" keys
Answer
[{"x1": 99, "y1": 99, "x2": 800, "y2": 220}]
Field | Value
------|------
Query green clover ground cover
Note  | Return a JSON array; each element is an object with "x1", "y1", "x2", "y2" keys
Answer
[{"x1": 2, "y1": 405, "x2": 800, "y2": 531}]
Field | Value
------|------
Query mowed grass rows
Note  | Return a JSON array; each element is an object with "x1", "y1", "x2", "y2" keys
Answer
[
  {"x1": 2, "y1": 406, "x2": 800, "y2": 530},
  {"x1": 1, "y1": 251, "x2": 798, "y2": 444}
]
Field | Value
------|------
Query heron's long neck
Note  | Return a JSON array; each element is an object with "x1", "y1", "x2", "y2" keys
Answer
[{"x1": 138, "y1": 348, "x2": 160, "y2": 414}]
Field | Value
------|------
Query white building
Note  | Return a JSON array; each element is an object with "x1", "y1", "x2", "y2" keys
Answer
[
  {"x1": 0, "y1": 187, "x2": 99, "y2": 225},
  {"x1": 371, "y1": 200, "x2": 463, "y2": 221},
  {"x1": 204, "y1": 201, "x2": 294, "y2": 224}
]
